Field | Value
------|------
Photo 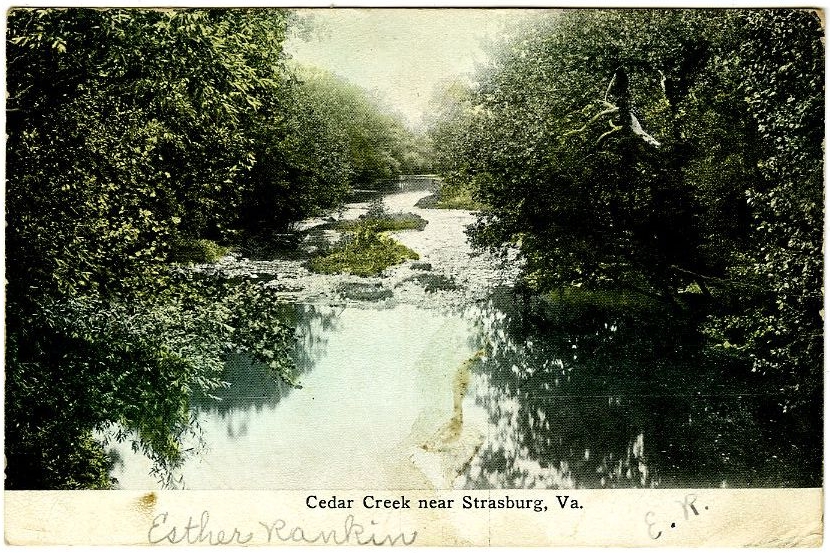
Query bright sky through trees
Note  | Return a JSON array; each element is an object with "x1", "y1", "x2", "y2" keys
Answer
[{"x1": 286, "y1": 8, "x2": 534, "y2": 129}]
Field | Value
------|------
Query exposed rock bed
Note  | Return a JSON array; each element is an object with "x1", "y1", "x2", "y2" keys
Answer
[{"x1": 189, "y1": 190, "x2": 522, "y2": 311}]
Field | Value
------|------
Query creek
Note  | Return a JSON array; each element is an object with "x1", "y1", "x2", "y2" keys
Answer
[{"x1": 108, "y1": 180, "x2": 816, "y2": 489}]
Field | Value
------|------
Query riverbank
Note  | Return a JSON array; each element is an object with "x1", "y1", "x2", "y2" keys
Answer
[
  {"x1": 107, "y1": 185, "x2": 820, "y2": 491},
  {"x1": 107, "y1": 187, "x2": 521, "y2": 489}
]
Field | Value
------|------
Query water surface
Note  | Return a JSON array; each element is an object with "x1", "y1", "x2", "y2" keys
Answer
[{"x1": 109, "y1": 187, "x2": 820, "y2": 489}]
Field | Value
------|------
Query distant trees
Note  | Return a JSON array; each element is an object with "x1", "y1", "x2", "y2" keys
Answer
[
  {"x1": 237, "y1": 66, "x2": 432, "y2": 233},
  {"x1": 431, "y1": 10, "x2": 823, "y2": 410},
  {"x1": 425, "y1": 79, "x2": 483, "y2": 201},
  {"x1": 295, "y1": 68, "x2": 432, "y2": 184},
  {"x1": 236, "y1": 74, "x2": 353, "y2": 233},
  {"x1": 5, "y1": 7, "x2": 425, "y2": 488}
]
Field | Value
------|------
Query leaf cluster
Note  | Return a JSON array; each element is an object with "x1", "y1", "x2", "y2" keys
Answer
[
  {"x1": 431, "y1": 9, "x2": 823, "y2": 413},
  {"x1": 5, "y1": 8, "x2": 314, "y2": 488}
]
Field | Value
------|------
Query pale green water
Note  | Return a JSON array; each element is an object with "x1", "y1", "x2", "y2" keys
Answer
[
  {"x1": 110, "y1": 294, "x2": 817, "y2": 489},
  {"x1": 108, "y1": 188, "x2": 819, "y2": 489},
  {"x1": 110, "y1": 304, "x2": 486, "y2": 489}
]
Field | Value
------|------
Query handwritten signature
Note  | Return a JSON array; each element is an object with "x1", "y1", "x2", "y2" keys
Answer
[
  {"x1": 645, "y1": 494, "x2": 710, "y2": 540},
  {"x1": 148, "y1": 511, "x2": 417, "y2": 546}
]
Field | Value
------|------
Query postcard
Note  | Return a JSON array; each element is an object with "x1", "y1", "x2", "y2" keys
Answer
[{"x1": 4, "y1": 6, "x2": 823, "y2": 546}]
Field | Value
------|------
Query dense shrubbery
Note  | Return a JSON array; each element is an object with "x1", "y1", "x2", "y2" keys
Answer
[
  {"x1": 308, "y1": 224, "x2": 420, "y2": 277},
  {"x1": 309, "y1": 199, "x2": 424, "y2": 276},
  {"x1": 5, "y1": 8, "x2": 425, "y2": 488},
  {"x1": 293, "y1": 68, "x2": 432, "y2": 189},
  {"x1": 169, "y1": 239, "x2": 231, "y2": 263},
  {"x1": 334, "y1": 213, "x2": 427, "y2": 232},
  {"x1": 236, "y1": 68, "x2": 432, "y2": 234},
  {"x1": 5, "y1": 273, "x2": 297, "y2": 488},
  {"x1": 431, "y1": 10, "x2": 823, "y2": 414}
]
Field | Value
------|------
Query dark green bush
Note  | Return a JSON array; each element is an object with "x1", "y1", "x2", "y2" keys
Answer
[
  {"x1": 169, "y1": 239, "x2": 231, "y2": 263},
  {"x1": 308, "y1": 223, "x2": 419, "y2": 277}
]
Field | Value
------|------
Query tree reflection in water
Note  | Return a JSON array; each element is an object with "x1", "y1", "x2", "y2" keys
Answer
[
  {"x1": 192, "y1": 304, "x2": 341, "y2": 437},
  {"x1": 457, "y1": 288, "x2": 821, "y2": 489}
]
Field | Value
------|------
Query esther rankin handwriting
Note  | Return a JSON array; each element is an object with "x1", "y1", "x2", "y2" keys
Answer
[
  {"x1": 259, "y1": 514, "x2": 418, "y2": 546},
  {"x1": 148, "y1": 511, "x2": 417, "y2": 546},
  {"x1": 148, "y1": 511, "x2": 253, "y2": 545}
]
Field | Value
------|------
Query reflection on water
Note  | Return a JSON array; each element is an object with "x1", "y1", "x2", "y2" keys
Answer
[
  {"x1": 111, "y1": 303, "x2": 479, "y2": 489},
  {"x1": 193, "y1": 304, "x2": 340, "y2": 425},
  {"x1": 455, "y1": 288, "x2": 821, "y2": 489},
  {"x1": 111, "y1": 287, "x2": 820, "y2": 489}
]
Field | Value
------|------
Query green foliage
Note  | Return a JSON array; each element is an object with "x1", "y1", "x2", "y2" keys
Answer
[
  {"x1": 396, "y1": 133, "x2": 436, "y2": 175},
  {"x1": 237, "y1": 66, "x2": 429, "y2": 233},
  {"x1": 448, "y1": 10, "x2": 741, "y2": 297},
  {"x1": 544, "y1": 286, "x2": 663, "y2": 315},
  {"x1": 6, "y1": 7, "x2": 300, "y2": 304},
  {"x1": 415, "y1": 182, "x2": 485, "y2": 210},
  {"x1": 333, "y1": 199, "x2": 428, "y2": 232},
  {"x1": 8, "y1": 8, "x2": 294, "y2": 262},
  {"x1": 5, "y1": 273, "x2": 297, "y2": 489},
  {"x1": 425, "y1": 79, "x2": 478, "y2": 180},
  {"x1": 364, "y1": 198, "x2": 390, "y2": 220},
  {"x1": 169, "y1": 239, "x2": 231, "y2": 263},
  {"x1": 703, "y1": 10, "x2": 824, "y2": 410},
  {"x1": 294, "y1": 67, "x2": 426, "y2": 187},
  {"x1": 308, "y1": 224, "x2": 420, "y2": 277},
  {"x1": 4, "y1": 429, "x2": 117, "y2": 490},
  {"x1": 237, "y1": 80, "x2": 353, "y2": 233},
  {"x1": 432, "y1": 9, "x2": 823, "y2": 416},
  {"x1": 334, "y1": 215, "x2": 427, "y2": 232},
  {"x1": 5, "y1": 8, "x2": 305, "y2": 488}
]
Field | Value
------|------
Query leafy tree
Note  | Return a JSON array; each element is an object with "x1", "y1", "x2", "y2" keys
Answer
[
  {"x1": 239, "y1": 65, "x2": 431, "y2": 235},
  {"x1": 396, "y1": 131, "x2": 435, "y2": 175},
  {"x1": 424, "y1": 80, "x2": 500, "y2": 209},
  {"x1": 238, "y1": 81, "x2": 353, "y2": 233},
  {"x1": 5, "y1": 276, "x2": 297, "y2": 488},
  {"x1": 705, "y1": 10, "x2": 824, "y2": 412},
  {"x1": 447, "y1": 11, "x2": 759, "y2": 301},
  {"x1": 294, "y1": 67, "x2": 413, "y2": 187},
  {"x1": 433, "y1": 9, "x2": 823, "y2": 420},
  {"x1": 5, "y1": 8, "x2": 302, "y2": 488},
  {"x1": 7, "y1": 8, "x2": 295, "y2": 297}
]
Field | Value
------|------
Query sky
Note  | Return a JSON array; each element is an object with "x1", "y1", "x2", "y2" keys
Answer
[{"x1": 285, "y1": 9, "x2": 539, "y2": 129}]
